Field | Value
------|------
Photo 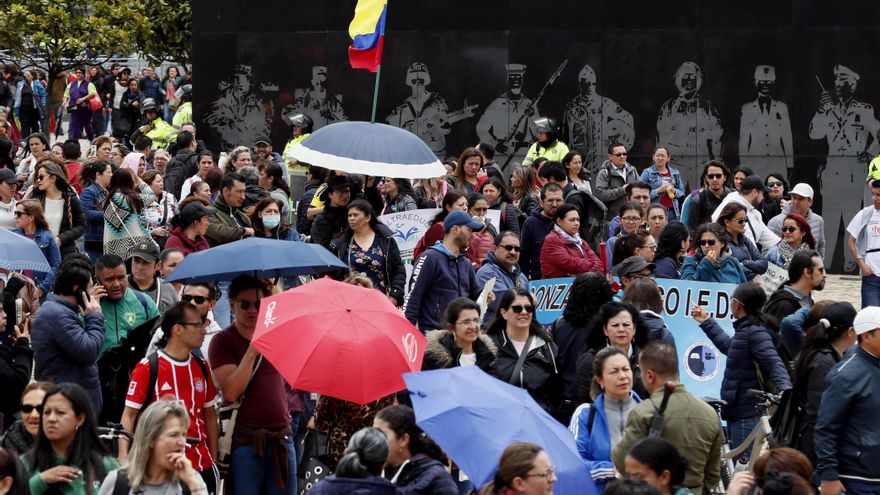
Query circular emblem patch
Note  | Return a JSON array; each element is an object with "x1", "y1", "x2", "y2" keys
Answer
[{"x1": 684, "y1": 342, "x2": 721, "y2": 382}]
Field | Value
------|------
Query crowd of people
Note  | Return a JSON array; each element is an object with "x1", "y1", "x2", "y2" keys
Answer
[{"x1": 0, "y1": 63, "x2": 878, "y2": 495}]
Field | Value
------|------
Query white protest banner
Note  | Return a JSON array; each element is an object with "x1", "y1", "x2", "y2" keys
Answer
[
  {"x1": 379, "y1": 208, "x2": 439, "y2": 288},
  {"x1": 758, "y1": 262, "x2": 788, "y2": 296}
]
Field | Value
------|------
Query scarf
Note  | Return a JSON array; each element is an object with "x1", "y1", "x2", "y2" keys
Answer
[
  {"x1": 777, "y1": 241, "x2": 808, "y2": 267},
  {"x1": 554, "y1": 224, "x2": 584, "y2": 255},
  {"x1": 708, "y1": 247, "x2": 733, "y2": 268}
]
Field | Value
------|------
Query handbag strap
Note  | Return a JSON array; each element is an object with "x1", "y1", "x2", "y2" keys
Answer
[
  {"x1": 507, "y1": 334, "x2": 534, "y2": 385},
  {"x1": 236, "y1": 355, "x2": 263, "y2": 405}
]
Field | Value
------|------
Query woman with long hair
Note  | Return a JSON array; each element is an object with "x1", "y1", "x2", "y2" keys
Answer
[
  {"x1": 653, "y1": 221, "x2": 689, "y2": 279},
  {"x1": 570, "y1": 347, "x2": 642, "y2": 493},
  {"x1": 23, "y1": 383, "x2": 117, "y2": 495},
  {"x1": 382, "y1": 178, "x2": 417, "y2": 214},
  {"x1": 16, "y1": 132, "x2": 50, "y2": 182},
  {"x1": 791, "y1": 302, "x2": 856, "y2": 462},
  {"x1": 27, "y1": 160, "x2": 86, "y2": 259},
  {"x1": 716, "y1": 202, "x2": 767, "y2": 280},
  {"x1": 681, "y1": 223, "x2": 746, "y2": 284},
  {"x1": 639, "y1": 146, "x2": 685, "y2": 221},
  {"x1": 761, "y1": 172, "x2": 788, "y2": 224},
  {"x1": 691, "y1": 282, "x2": 791, "y2": 451},
  {"x1": 79, "y1": 161, "x2": 114, "y2": 262},
  {"x1": 159, "y1": 66, "x2": 183, "y2": 122},
  {"x1": 646, "y1": 205, "x2": 668, "y2": 242},
  {"x1": 249, "y1": 196, "x2": 300, "y2": 242},
  {"x1": 765, "y1": 213, "x2": 816, "y2": 270},
  {"x1": 612, "y1": 230, "x2": 656, "y2": 268},
  {"x1": 331, "y1": 199, "x2": 406, "y2": 306},
  {"x1": 309, "y1": 427, "x2": 398, "y2": 495},
  {"x1": 487, "y1": 288, "x2": 561, "y2": 414},
  {"x1": 180, "y1": 151, "x2": 216, "y2": 200},
  {"x1": 412, "y1": 191, "x2": 469, "y2": 260},
  {"x1": 99, "y1": 399, "x2": 207, "y2": 494},
  {"x1": 373, "y1": 405, "x2": 457, "y2": 495},
  {"x1": 479, "y1": 177, "x2": 520, "y2": 234},
  {"x1": 563, "y1": 150, "x2": 592, "y2": 194},
  {"x1": 140, "y1": 169, "x2": 178, "y2": 248},
  {"x1": 259, "y1": 161, "x2": 293, "y2": 221},
  {"x1": 623, "y1": 437, "x2": 693, "y2": 495},
  {"x1": 465, "y1": 193, "x2": 498, "y2": 266},
  {"x1": 103, "y1": 168, "x2": 154, "y2": 259},
  {"x1": 479, "y1": 442, "x2": 556, "y2": 495},
  {"x1": 446, "y1": 147, "x2": 483, "y2": 194},
  {"x1": 573, "y1": 302, "x2": 650, "y2": 404},
  {"x1": 623, "y1": 278, "x2": 676, "y2": 348},
  {"x1": 13, "y1": 200, "x2": 61, "y2": 300},
  {"x1": 118, "y1": 78, "x2": 143, "y2": 145},
  {"x1": 224, "y1": 146, "x2": 252, "y2": 174},
  {"x1": 0, "y1": 447, "x2": 29, "y2": 495},
  {"x1": 413, "y1": 176, "x2": 447, "y2": 209},
  {"x1": 540, "y1": 204, "x2": 601, "y2": 278},
  {"x1": 1, "y1": 382, "x2": 53, "y2": 456},
  {"x1": 510, "y1": 165, "x2": 539, "y2": 219}
]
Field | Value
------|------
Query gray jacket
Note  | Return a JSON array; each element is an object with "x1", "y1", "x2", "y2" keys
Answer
[
  {"x1": 767, "y1": 207, "x2": 826, "y2": 259},
  {"x1": 594, "y1": 160, "x2": 639, "y2": 221}
]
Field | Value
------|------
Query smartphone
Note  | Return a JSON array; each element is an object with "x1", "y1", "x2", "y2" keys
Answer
[
  {"x1": 15, "y1": 299, "x2": 23, "y2": 325},
  {"x1": 75, "y1": 291, "x2": 88, "y2": 310}
]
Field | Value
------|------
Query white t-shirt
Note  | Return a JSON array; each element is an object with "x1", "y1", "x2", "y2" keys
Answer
[
  {"x1": 0, "y1": 198, "x2": 15, "y2": 230},
  {"x1": 511, "y1": 339, "x2": 527, "y2": 356},
  {"x1": 44, "y1": 198, "x2": 64, "y2": 237},
  {"x1": 458, "y1": 353, "x2": 477, "y2": 367},
  {"x1": 863, "y1": 209, "x2": 880, "y2": 274}
]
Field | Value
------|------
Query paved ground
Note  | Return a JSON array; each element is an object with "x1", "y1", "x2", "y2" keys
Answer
[{"x1": 820, "y1": 274, "x2": 861, "y2": 308}]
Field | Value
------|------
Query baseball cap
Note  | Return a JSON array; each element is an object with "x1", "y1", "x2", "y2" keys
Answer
[
  {"x1": 789, "y1": 183, "x2": 814, "y2": 199},
  {"x1": 130, "y1": 241, "x2": 160, "y2": 262},
  {"x1": 853, "y1": 306, "x2": 880, "y2": 335},
  {"x1": 740, "y1": 176, "x2": 770, "y2": 193},
  {"x1": 613, "y1": 256, "x2": 656, "y2": 278},
  {"x1": 253, "y1": 135, "x2": 271, "y2": 146},
  {"x1": 179, "y1": 201, "x2": 217, "y2": 226},
  {"x1": 444, "y1": 211, "x2": 484, "y2": 232},
  {"x1": 0, "y1": 168, "x2": 17, "y2": 184},
  {"x1": 821, "y1": 302, "x2": 857, "y2": 332}
]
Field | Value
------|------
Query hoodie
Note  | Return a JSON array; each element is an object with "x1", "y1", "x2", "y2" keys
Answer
[{"x1": 404, "y1": 242, "x2": 481, "y2": 332}]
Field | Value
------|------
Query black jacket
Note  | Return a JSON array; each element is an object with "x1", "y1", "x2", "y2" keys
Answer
[
  {"x1": 764, "y1": 286, "x2": 810, "y2": 331},
  {"x1": 574, "y1": 345, "x2": 647, "y2": 405},
  {"x1": 310, "y1": 204, "x2": 349, "y2": 249},
  {"x1": 0, "y1": 339, "x2": 33, "y2": 430},
  {"x1": 487, "y1": 325, "x2": 561, "y2": 414},
  {"x1": 422, "y1": 329, "x2": 497, "y2": 373},
  {"x1": 389, "y1": 455, "x2": 458, "y2": 495},
  {"x1": 549, "y1": 317, "x2": 589, "y2": 402},
  {"x1": 33, "y1": 189, "x2": 85, "y2": 257},
  {"x1": 488, "y1": 201, "x2": 521, "y2": 235},
  {"x1": 795, "y1": 346, "x2": 839, "y2": 463},
  {"x1": 687, "y1": 187, "x2": 732, "y2": 232},
  {"x1": 163, "y1": 149, "x2": 199, "y2": 198},
  {"x1": 296, "y1": 179, "x2": 322, "y2": 235},
  {"x1": 330, "y1": 228, "x2": 407, "y2": 303}
]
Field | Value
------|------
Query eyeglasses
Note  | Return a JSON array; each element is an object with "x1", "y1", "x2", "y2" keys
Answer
[
  {"x1": 699, "y1": 239, "x2": 717, "y2": 246},
  {"x1": 182, "y1": 294, "x2": 209, "y2": 304},
  {"x1": 706, "y1": 174, "x2": 724, "y2": 180},
  {"x1": 782, "y1": 226, "x2": 799, "y2": 233},
  {"x1": 642, "y1": 244, "x2": 657, "y2": 251},
  {"x1": 21, "y1": 404, "x2": 43, "y2": 414},
  {"x1": 524, "y1": 467, "x2": 556, "y2": 481},
  {"x1": 499, "y1": 244, "x2": 522, "y2": 253},
  {"x1": 509, "y1": 304, "x2": 535, "y2": 314},
  {"x1": 456, "y1": 319, "x2": 481, "y2": 327},
  {"x1": 622, "y1": 216, "x2": 642, "y2": 223},
  {"x1": 768, "y1": 181, "x2": 784, "y2": 187},
  {"x1": 612, "y1": 152, "x2": 628, "y2": 157},
  {"x1": 732, "y1": 218, "x2": 749, "y2": 225},
  {"x1": 237, "y1": 299, "x2": 261, "y2": 311}
]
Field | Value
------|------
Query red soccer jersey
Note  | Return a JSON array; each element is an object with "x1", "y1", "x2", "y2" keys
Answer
[{"x1": 126, "y1": 351, "x2": 220, "y2": 471}]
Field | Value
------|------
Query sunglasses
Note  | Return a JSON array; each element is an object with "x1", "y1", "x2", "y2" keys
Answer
[
  {"x1": 509, "y1": 304, "x2": 535, "y2": 314},
  {"x1": 706, "y1": 173, "x2": 724, "y2": 180},
  {"x1": 35, "y1": 175, "x2": 48, "y2": 183},
  {"x1": 768, "y1": 181, "x2": 784, "y2": 187},
  {"x1": 14, "y1": 211, "x2": 27, "y2": 217},
  {"x1": 182, "y1": 294, "x2": 209, "y2": 304},
  {"x1": 237, "y1": 299, "x2": 261, "y2": 311},
  {"x1": 21, "y1": 404, "x2": 43, "y2": 414},
  {"x1": 699, "y1": 239, "x2": 717, "y2": 246},
  {"x1": 732, "y1": 218, "x2": 748, "y2": 225},
  {"x1": 782, "y1": 226, "x2": 799, "y2": 233},
  {"x1": 499, "y1": 244, "x2": 521, "y2": 253},
  {"x1": 612, "y1": 152, "x2": 628, "y2": 157}
]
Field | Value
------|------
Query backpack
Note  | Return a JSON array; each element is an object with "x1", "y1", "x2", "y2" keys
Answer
[
  {"x1": 139, "y1": 351, "x2": 210, "y2": 421},
  {"x1": 113, "y1": 468, "x2": 191, "y2": 495}
]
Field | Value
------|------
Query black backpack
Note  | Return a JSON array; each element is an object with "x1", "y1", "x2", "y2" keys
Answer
[{"x1": 139, "y1": 351, "x2": 210, "y2": 420}]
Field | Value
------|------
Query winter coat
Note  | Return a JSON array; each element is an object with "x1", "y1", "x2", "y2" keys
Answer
[
  {"x1": 575, "y1": 346, "x2": 647, "y2": 406},
  {"x1": 384, "y1": 192, "x2": 418, "y2": 214},
  {"x1": 164, "y1": 226, "x2": 210, "y2": 255},
  {"x1": 31, "y1": 294, "x2": 105, "y2": 413},
  {"x1": 331, "y1": 228, "x2": 407, "y2": 303},
  {"x1": 698, "y1": 316, "x2": 792, "y2": 421},
  {"x1": 640, "y1": 310, "x2": 677, "y2": 350},
  {"x1": 79, "y1": 183, "x2": 107, "y2": 244},
  {"x1": 654, "y1": 256, "x2": 681, "y2": 279},
  {"x1": 413, "y1": 223, "x2": 445, "y2": 261},
  {"x1": 768, "y1": 207, "x2": 826, "y2": 259},
  {"x1": 794, "y1": 346, "x2": 840, "y2": 463},
  {"x1": 488, "y1": 325, "x2": 561, "y2": 413},
  {"x1": 31, "y1": 189, "x2": 86, "y2": 257},
  {"x1": 422, "y1": 329, "x2": 497, "y2": 373},
  {"x1": 488, "y1": 201, "x2": 521, "y2": 235},
  {"x1": 309, "y1": 475, "x2": 400, "y2": 495},
  {"x1": 205, "y1": 195, "x2": 251, "y2": 247},
  {"x1": 476, "y1": 251, "x2": 530, "y2": 324},
  {"x1": 569, "y1": 393, "x2": 642, "y2": 493},
  {"x1": 594, "y1": 161, "x2": 639, "y2": 221},
  {"x1": 517, "y1": 194, "x2": 539, "y2": 220},
  {"x1": 310, "y1": 204, "x2": 348, "y2": 249},
  {"x1": 296, "y1": 179, "x2": 322, "y2": 235},
  {"x1": 681, "y1": 251, "x2": 747, "y2": 284},
  {"x1": 727, "y1": 234, "x2": 768, "y2": 280},
  {"x1": 466, "y1": 226, "x2": 496, "y2": 266},
  {"x1": 404, "y1": 243, "x2": 481, "y2": 331},
  {"x1": 759, "y1": 196, "x2": 782, "y2": 225},
  {"x1": 564, "y1": 189, "x2": 608, "y2": 247},
  {"x1": 549, "y1": 316, "x2": 590, "y2": 403},
  {"x1": 390, "y1": 454, "x2": 458, "y2": 495},
  {"x1": 687, "y1": 188, "x2": 732, "y2": 233},
  {"x1": 0, "y1": 339, "x2": 33, "y2": 431},
  {"x1": 519, "y1": 208, "x2": 554, "y2": 280},
  {"x1": 640, "y1": 164, "x2": 685, "y2": 219},
  {"x1": 12, "y1": 228, "x2": 61, "y2": 295},
  {"x1": 779, "y1": 307, "x2": 809, "y2": 357},
  {"x1": 539, "y1": 229, "x2": 602, "y2": 279},
  {"x1": 764, "y1": 286, "x2": 811, "y2": 331},
  {"x1": 163, "y1": 149, "x2": 199, "y2": 199},
  {"x1": 0, "y1": 419, "x2": 33, "y2": 455}
]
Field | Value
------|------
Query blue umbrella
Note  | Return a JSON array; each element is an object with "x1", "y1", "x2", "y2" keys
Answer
[
  {"x1": 166, "y1": 237, "x2": 347, "y2": 283},
  {"x1": 0, "y1": 228, "x2": 51, "y2": 272},
  {"x1": 289, "y1": 121, "x2": 447, "y2": 179},
  {"x1": 404, "y1": 366, "x2": 595, "y2": 495}
]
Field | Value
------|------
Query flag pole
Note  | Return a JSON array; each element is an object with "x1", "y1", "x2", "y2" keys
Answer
[{"x1": 370, "y1": 64, "x2": 382, "y2": 123}]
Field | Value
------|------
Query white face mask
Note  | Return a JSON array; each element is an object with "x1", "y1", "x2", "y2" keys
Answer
[{"x1": 262, "y1": 214, "x2": 281, "y2": 229}]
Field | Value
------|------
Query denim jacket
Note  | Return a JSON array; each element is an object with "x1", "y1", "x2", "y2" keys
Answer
[
  {"x1": 12, "y1": 228, "x2": 61, "y2": 295},
  {"x1": 639, "y1": 164, "x2": 685, "y2": 219}
]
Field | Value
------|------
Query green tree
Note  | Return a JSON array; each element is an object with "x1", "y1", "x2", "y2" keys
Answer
[
  {"x1": 138, "y1": 0, "x2": 192, "y2": 67},
  {"x1": 0, "y1": 0, "x2": 150, "y2": 84}
]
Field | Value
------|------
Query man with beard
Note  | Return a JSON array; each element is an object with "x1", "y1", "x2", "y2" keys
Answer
[
  {"x1": 404, "y1": 211, "x2": 487, "y2": 332},
  {"x1": 739, "y1": 65, "x2": 794, "y2": 179},
  {"x1": 656, "y1": 62, "x2": 723, "y2": 188},
  {"x1": 764, "y1": 250, "x2": 826, "y2": 331},
  {"x1": 687, "y1": 160, "x2": 733, "y2": 232},
  {"x1": 477, "y1": 64, "x2": 537, "y2": 169},
  {"x1": 810, "y1": 65, "x2": 880, "y2": 271},
  {"x1": 564, "y1": 64, "x2": 635, "y2": 175},
  {"x1": 711, "y1": 175, "x2": 780, "y2": 252}
]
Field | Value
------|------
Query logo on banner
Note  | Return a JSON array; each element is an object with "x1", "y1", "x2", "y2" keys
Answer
[{"x1": 684, "y1": 342, "x2": 721, "y2": 382}]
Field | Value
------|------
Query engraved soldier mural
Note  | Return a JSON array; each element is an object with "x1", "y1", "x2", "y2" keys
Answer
[
  {"x1": 656, "y1": 62, "x2": 723, "y2": 189},
  {"x1": 386, "y1": 62, "x2": 476, "y2": 158},
  {"x1": 810, "y1": 65, "x2": 880, "y2": 270},
  {"x1": 203, "y1": 64, "x2": 276, "y2": 150},
  {"x1": 563, "y1": 64, "x2": 635, "y2": 176},
  {"x1": 282, "y1": 66, "x2": 347, "y2": 130},
  {"x1": 476, "y1": 64, "x2": 537, "y2": 170},
  {"x1": 738, "y1": 65, "x2": 794, "y2": 179}
]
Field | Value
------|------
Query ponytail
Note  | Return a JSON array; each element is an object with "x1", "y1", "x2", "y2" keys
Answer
[{"x1": 336, "y1": 427, "x2": 388, "y2": 478}]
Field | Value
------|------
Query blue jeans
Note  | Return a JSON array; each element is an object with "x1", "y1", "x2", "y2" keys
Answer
[
  {"x1": 231, "y1": 437, "x2": 297, "y2": 495},
  {"x1": 843, "y1": 480, "x2": 880, "y2": 495},
  {"x1": 727, "y1": 416, "x2": 758, "y2": 460},
  {"x1": 862, "y1": 275, "x2": 880, "y2": 308},
  {"x1": 214, "y1": 280, "x2": 231, "y2": 328}
]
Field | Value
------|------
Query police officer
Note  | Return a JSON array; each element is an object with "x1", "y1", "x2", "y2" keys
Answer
[
  {"x1": 477, "y1": 63, "x2": 538, "y2": 169},
  {"x1": 738, "y1": 65, "x2": 794, "y2": 179},
  {"x1": 283, "y1": 113, "x2": 313, "y2": 174},
  {"x1": 523, "y1": 117, "x2": 569, "y2": 165},
  {"x1": 810, "y1": 64, "x2": 880, "y2": 271},
  {"x1": 386, "y1": 62, "x2": 453, "y2": 157},
  {"x1": 171, "y1": 84, "x2": 192, "y2": 129},
  {"x1": 656, "y1": 62, "x2": 723, "y2": 189},
  {"x1": 564, "y1": 64, "x2": 635, "y2": 175},
  {"x1": 131, "y1": 98, "x2": 177, "y2": 150}
]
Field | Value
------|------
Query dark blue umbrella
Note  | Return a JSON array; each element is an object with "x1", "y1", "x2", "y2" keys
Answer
[
  {"x1": 404, "y1": 366, "x2": 595, "y2": 495},
  {"x1": 166, "y1": 237, "x2": 347, "y2": 283},
  {"x1": 288, "y1": 121, "x2": 447, "y2": 179},
  {"x1": 0, "y1": 228, "x2": 51, "y2": 272}
]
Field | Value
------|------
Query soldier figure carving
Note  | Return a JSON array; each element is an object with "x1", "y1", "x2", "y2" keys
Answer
[
  {"x1": 476, "y1": 63, "x2": 537, "y2": 169},
  {"x1": 739, "y1": 65, "x2": 794, "y2": 179}
]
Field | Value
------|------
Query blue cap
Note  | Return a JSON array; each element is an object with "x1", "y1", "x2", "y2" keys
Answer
[{"x1": 444, "y1": 211, "x2": 484, "y2": 232}]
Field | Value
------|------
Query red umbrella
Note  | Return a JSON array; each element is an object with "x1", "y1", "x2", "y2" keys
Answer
[{"x1": 252, "y1": 277, "x2": 426, "y2": 405}]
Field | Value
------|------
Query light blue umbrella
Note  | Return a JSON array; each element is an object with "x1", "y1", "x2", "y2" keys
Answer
[
  {"x1": 166, "y1": 237, "x2": 347, "y2": 283},
  {"x1": 288, "y1": 121, "x2": 446, "y2": 179},
  {"x1": 0, "y1": 228, "x2": 51, "y2": 272},
  {"x1": 404, "y1": 366, "x2": 596, "y2": 495}
]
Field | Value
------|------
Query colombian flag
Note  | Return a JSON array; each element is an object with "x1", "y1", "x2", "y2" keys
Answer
[{"x1": 348, "y1": 0, "x2": 387, "y2": 72}]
